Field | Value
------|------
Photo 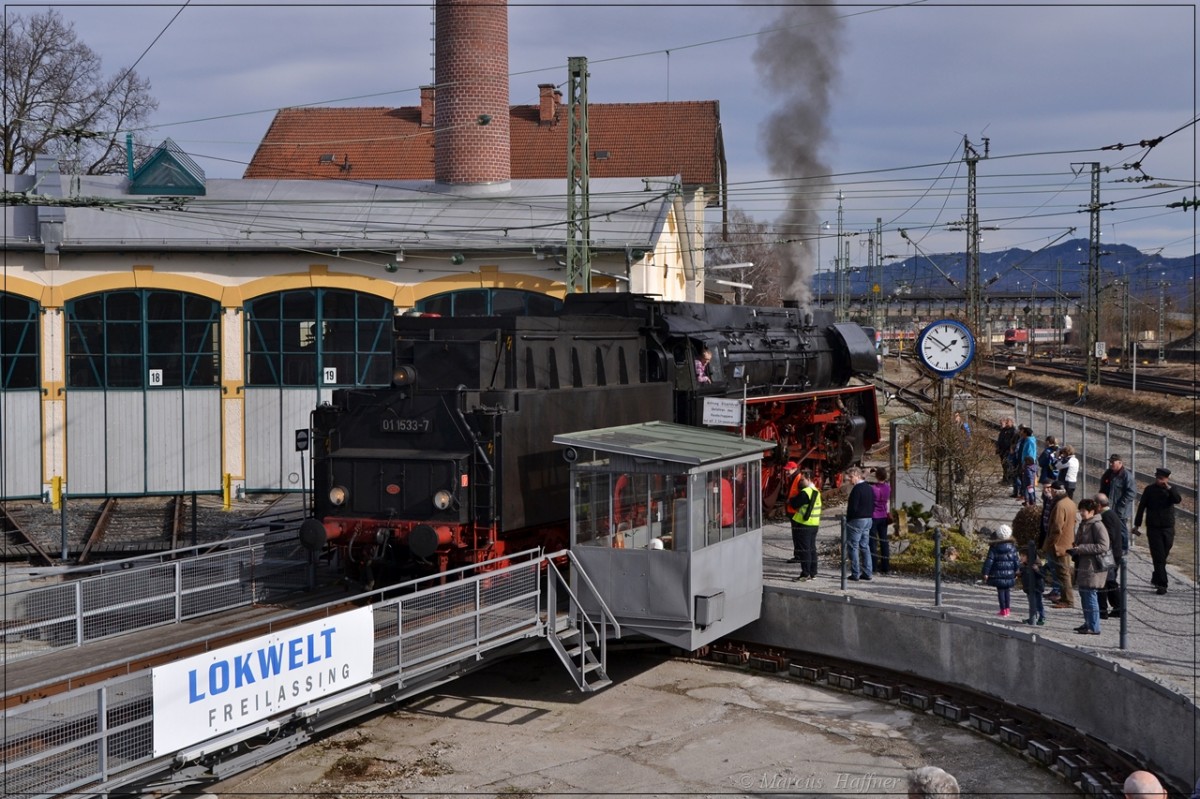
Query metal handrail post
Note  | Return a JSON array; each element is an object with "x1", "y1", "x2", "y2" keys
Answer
[
  {"x1": 934, "y1": 526, "x2": 943, "y2": 607},
  {"x1": 1118, "y1": 554, "x2": 1128, "y2": 650},
  {"x1": 1080, "y1": 419, "x2": 1089, "y2": 496},
  {"x1": 839, "y1": 515, "x2": 847, "y2": 590}
]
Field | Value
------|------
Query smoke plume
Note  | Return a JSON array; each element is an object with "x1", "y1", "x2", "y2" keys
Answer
[{"x1": 752, "y1": 3, "x2": 844, "y2": 306}]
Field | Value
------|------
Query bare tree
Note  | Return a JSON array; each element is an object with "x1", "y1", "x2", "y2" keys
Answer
[
  {"x1": 707, "y1": 208, "x2": 786, "y2": 306},
  {"x1": 906, "y1": 387, "x2": 1006, "y2": 533},
  {"x1": 2, "y1": 10, "x2": 158, "y2": 175}
]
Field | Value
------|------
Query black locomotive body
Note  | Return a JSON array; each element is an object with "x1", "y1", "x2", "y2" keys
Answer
[{"x1": 303, "y1": 294, "x2": 880, "y2": 583}]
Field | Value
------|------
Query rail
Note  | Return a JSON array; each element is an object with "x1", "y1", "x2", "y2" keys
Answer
[{"x1": 545, "y1": 548, "x2": 621, "y2": 691}]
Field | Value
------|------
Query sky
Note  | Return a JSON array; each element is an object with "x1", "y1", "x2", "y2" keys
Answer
[{"x1": 15, "y1": 1, "x2": 1200, "y2": 272}]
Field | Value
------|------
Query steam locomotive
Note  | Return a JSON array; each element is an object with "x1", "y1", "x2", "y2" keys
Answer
[{"x1": 299, "y1": 293, "x2": 880, "y2": 584}]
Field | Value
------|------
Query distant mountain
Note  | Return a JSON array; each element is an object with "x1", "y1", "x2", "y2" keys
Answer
[{"x1": 820, "y1": 239, "x2": 1195, "y2": 300}]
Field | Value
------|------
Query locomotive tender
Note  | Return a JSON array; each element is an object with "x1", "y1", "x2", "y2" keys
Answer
[{"x1": 300, "y1": 293, "x2": 880, "y2": 584}]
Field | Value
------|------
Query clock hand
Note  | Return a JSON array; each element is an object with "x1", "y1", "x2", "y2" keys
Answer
[{"x1": 927, "y1": 336, "x2": 951, "y2": 352}]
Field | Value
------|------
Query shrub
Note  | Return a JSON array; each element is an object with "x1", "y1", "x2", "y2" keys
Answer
[{"x1": 892, "y1": 525, "x2": 986, "y2": 580}]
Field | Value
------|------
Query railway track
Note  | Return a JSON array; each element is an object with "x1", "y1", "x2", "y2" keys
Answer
[
  {"x1": 0, "y1": 503, "x2": 55, "y2": 565},
  {"x1": 982, "y1": 354, "x2": 1198, "y2": 397},
  {"x1": 0, "y1": 494, "x2": 300, "y2": 565},
  {"x1": 702, "y1": 641, "x2": 1147, "y2": 798}
]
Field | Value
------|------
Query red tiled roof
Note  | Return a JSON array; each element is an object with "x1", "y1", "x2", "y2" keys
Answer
[{"x1": 243, "y1": 101, "x2": 723, "y2": 189}]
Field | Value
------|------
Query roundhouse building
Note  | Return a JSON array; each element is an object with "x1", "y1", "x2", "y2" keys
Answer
[{"x1": 0, "y1": 1, "x2": 725, "y2": 503}]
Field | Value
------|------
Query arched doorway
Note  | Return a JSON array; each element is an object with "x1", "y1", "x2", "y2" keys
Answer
[
  {"x1": 243, "y1": 289, "x2": 393, "y2": 492},
  {"x1": 0, "y1": 292, "x2": 42, "y2": 499},
  {"x1": 64, "y1": 290, "x2": 220, "y2": 495}
]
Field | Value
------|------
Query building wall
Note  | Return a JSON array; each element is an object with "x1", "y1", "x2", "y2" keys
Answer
[{"x1": 1, "y1": 253, "x2": 635, "y2": 500}]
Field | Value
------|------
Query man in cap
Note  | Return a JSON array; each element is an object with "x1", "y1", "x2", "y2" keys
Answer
[
  {"x1": 1044, "y1": 481, "x2": 1077, "y2": 607},
  {"x1": 1099, "y1": 455, "x2": 1135, "y2": 552},
  {"x1": 1133, "y1": 467, "x2": 1182, "y2": 594},
  {"x1": 783, "y1": 462, "x2": 804, "y2": 563},
  {"x1": 782, "y1": 460, "x2": 801, "y2": 559}
]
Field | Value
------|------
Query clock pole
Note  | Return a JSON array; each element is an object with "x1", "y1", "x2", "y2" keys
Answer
[{"x1": 935, "y1": 377, "x2": 952, "y2": 507}]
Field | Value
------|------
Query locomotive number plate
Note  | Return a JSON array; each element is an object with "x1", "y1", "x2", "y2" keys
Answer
[{"x1": 380, "y1": 417, "x2": 432, "y2": 434}]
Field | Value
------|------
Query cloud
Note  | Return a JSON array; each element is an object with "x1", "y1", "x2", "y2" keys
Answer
[{"x1": 35, "y1": 1, "x2": 1199, "y2": 258}]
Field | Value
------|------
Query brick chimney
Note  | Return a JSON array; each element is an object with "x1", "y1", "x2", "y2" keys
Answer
[
  {"x1": 538, "y1": 83, "x2": 560, "y2": 125},
  {"x1": 434, "y1": 0, "x2": 510, "y2": 184},
  {"x1": 420, "y1": 86, "x2": 436, "y2": 127}
]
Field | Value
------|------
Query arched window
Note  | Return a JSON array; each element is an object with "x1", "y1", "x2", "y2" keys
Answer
[
  {"x1": 0, "y1": 293, "x2": 39, "y2": 389},
  {"x1": 244, "y1": 289, "x2": 392, "y2": 387},
  {"x1": 65, "y1": 290, "x2": 219, "y2": 388},
  {"x1": 415, "y1": 288, "x2": 562, "y2": 316}
]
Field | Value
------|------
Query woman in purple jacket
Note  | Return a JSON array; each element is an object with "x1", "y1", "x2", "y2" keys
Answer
[{"x1": 870, "y1": 467, "x2": 891, "y2": 574}]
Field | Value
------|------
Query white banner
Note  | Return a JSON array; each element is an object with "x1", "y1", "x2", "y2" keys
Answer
[{"x1": 152, "y1": 606, "x2": 375, "y2": 756}]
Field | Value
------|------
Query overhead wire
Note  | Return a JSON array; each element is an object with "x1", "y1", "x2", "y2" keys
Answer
[{"x1": 13, "y1": 4, "x2": 1191, "y2": 260}]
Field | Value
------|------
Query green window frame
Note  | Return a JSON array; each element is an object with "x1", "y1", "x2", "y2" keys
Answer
[
  {"x1": 0, "y1": 293, "x2": 39, "y2": 390},
  {"x1": 416, "y1": 288, "x2": 562, "y2": 317},
  {"x1": 65, "y1": 290, "x2": 219, "y2": 389},
  {"x1": 244, "y1": 289, "x2": 393, "y2": 387}
]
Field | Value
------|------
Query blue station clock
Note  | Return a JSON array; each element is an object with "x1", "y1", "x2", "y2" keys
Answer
[{"x1": 916, "y1": 319, "x2": 975, "y2": 378}]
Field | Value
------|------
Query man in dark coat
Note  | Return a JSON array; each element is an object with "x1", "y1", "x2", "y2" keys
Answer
[
  {"x1": 1133, "y1": 467, "x2": 1183, "y2": 594},
  {"x1": 1099, "y1": 455, "x2": 1135, "y2": 552},
  {"x1": 1094, "y1": 492, "x2": 1123, "y2": 617},
  {"x1": 844, "y1": 467, "x2": 875, "y2": 581},
  {"x1": 995, "y1": 417, "x2": 1017, "y2": 487}
]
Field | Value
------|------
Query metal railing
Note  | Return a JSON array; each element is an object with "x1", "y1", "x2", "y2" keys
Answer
[
  {"x1": 890, "y1": 392, "x2": 1197, "y2": 541},
  {"x1": 0, "y1": 530, "x2": 322, "y2": 668},
  {"x1": 0, "y1": 549, "x2": 589, "y2": 799},
  {"x1": 546, "y1": 549, "x2": 621, "y2": 691},
  {"x1": 996, "y1": 394, "x2": 1196, "y2": 505}
]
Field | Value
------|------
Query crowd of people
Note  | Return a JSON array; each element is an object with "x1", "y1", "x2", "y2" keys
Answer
[
  {"x1": 778, "y1": 422, "x2": 1185, "y2": 799},
  {"x1": 987, "y1": 420, "x2": 1182, "y2": 635},
  {"x1": 784, "y1": 421, "x2": 1182, "y2": 623}
]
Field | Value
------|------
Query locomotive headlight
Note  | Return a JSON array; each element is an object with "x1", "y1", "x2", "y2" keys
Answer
[
  {"x1": 432, "y1": 490, "x2": 453, "y2": 511},
  {"x1": 329, "y1": 485, "x2": 348, "y2": 506}
]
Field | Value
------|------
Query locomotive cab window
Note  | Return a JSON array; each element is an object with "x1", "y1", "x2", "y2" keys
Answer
[{"x1": 691, "y1": 341, "x2": 721, "y2": 386}]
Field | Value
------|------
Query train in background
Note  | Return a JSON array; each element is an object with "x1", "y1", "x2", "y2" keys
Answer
[
  {"x1": 299, "y1": 294, "x2": 880, "y2": 585},
  {"x1": 1003, "y1": 327, "x2": 1075, "y2": 350}
]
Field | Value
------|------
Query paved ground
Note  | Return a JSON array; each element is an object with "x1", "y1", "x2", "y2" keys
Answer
[
  {"x1": 206, "y1": 492, "x2": 1197, "y2": 799},
  {"x1": 209, "y1": 652, "x2": 1079, "y2": 799}
]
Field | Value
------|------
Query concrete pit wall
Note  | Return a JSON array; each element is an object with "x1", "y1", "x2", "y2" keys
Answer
[{"x1": 740, "y1": 587, "x2": 1198, "y2": 792}]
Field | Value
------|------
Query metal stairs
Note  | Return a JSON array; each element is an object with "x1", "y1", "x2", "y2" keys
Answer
[{"x1": 544, "y1": 550, "x2": 620, "y2": 692}]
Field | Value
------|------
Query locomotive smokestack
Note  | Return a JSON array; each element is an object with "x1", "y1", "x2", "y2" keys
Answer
[
  {"x1": 753, "y1": 5, "x2": 844, "y2": 305},
  {"x1": 434, "y1": 0, "x2": 511, "y2": 184}
]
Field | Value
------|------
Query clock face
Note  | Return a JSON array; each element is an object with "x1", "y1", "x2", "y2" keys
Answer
[{"x1": 917, "y1": 320, "x2": 975, "y2": 376}]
